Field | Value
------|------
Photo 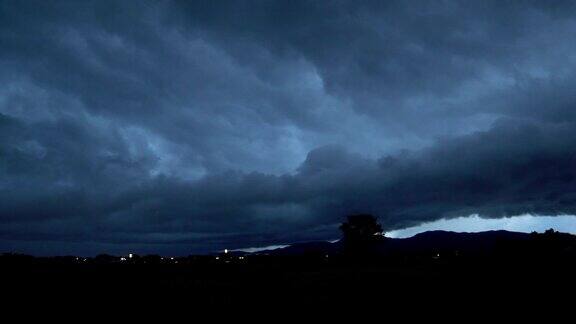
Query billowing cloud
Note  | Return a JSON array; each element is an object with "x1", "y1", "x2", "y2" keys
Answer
[{"x1": 2, "y1": 0, "x2": 576, "y2": 255}]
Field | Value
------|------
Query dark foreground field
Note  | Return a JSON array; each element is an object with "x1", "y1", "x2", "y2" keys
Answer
[
  {"x1": 4, "y1": 229, "x2": 575, "y2": 317},
  {"x1": 2, "y1": 255, "x2": 574, "y2": 315}
]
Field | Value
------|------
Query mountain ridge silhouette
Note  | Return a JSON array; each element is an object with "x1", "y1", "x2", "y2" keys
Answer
[{"x1": 255, "y1": 229, "x2": 575, "y2": 256}]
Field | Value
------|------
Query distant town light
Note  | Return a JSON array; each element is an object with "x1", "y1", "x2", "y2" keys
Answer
[
  {"x1": 224, "y1": 249, "x2": 228, "y2": 254},
  {"x1": 128, "y1": 253, "x2": 133, "y2": 259}
]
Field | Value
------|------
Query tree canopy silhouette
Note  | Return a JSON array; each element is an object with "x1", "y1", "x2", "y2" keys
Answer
[{"x1": 340, "y1": 214, "x2": 384, "y2": 256}]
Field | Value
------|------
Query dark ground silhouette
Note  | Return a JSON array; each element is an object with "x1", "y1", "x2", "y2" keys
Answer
[{"x1": 2, "y1": 217, "x2": 575, "y2": 315}]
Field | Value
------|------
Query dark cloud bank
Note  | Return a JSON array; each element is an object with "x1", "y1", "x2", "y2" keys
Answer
[{"x1": 2, "y1": 0, "x2": 576, "y2": 255}]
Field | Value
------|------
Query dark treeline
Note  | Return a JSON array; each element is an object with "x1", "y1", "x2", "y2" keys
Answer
[
  {"x1": 2, "y1": 215, "x2": 576, "y2": 313},
  {"x1": 4, "y1": 215, "x2": 576, "y2": 265}
]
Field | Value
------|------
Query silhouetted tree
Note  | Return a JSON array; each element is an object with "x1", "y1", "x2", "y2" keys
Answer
[
  {"x1": 544, "y1": 228, "x2": 558, "y2": 236},
  {"x1": 340, "y1": 214, "x2": 384, "y2": 257}
]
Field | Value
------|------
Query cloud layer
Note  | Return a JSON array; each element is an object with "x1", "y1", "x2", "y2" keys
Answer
[{"x1": 2, "y1": 0, "x2": 576, "y2": 254}]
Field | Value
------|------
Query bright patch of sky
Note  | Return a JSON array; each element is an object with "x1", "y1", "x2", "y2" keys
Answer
[
  {"x1": 232, "y1": 244, "x2": 290, "y2": 253},
  {"x1": 387, "y1": 214, "x2": 576, "y2": 238}
]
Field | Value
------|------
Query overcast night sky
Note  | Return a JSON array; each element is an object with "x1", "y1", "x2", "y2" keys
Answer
[{"x1": 3, "y1": 0, "x2": 576, "y2": 256}]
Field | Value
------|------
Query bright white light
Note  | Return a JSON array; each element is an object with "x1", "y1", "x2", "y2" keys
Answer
[{"x1": 128, "y1": 253, "x2": 133, "y2": 259}]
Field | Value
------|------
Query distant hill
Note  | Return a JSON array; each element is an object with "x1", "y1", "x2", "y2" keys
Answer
[
  {"x1": 385, "y1": 230, "x2": 530, "y2": 254},
  {"x1": 257, "y1": 230, "x2": 575, "y2": 257},
  {"x1": 255, "y1": 241, "x2": 340, "y2": 256}
]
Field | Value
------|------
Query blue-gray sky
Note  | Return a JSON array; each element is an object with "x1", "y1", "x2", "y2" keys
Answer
[{"x1": 2, "y1": 0, "x2": 576, "y2": 255}]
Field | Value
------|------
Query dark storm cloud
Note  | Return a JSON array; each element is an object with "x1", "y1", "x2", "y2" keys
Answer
[{"x1": 2, "y1": 0, "x2": 576, "y2": 254}]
